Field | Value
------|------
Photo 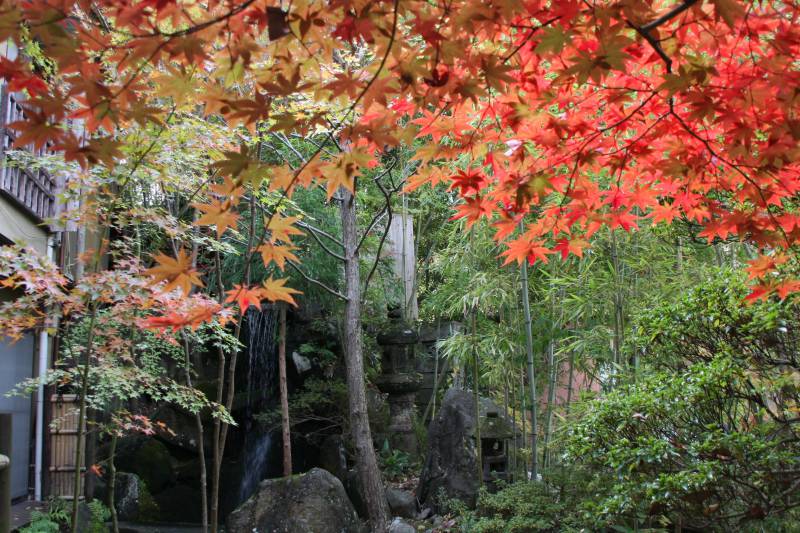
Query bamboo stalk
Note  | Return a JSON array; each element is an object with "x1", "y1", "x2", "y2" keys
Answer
[{"x1": 278, "y1": 304, "x2": 292, "y2": 477}]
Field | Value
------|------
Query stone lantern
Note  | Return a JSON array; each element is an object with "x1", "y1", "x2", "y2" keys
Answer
[{"x1": 374, "y1": 308, "x2": 422, "y2": 456}]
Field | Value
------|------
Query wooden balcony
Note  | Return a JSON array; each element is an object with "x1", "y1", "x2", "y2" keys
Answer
[{"x1": 0, "y1": 86, "x2": 57, "y2": 224}]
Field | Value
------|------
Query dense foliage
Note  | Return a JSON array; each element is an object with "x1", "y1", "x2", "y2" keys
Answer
[
  {"x1": 1, "y1": 0, "x2": 800, "y2": 531},
  {"x1": 567, "y1": 270, "x2": 800, "y2": 530}
]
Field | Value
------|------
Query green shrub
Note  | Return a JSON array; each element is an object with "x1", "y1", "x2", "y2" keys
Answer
[
  {"x1": 86, "y1": 500, "x2": 111, "y2": 533},
  {"x1": 456, "y1": 474, "x2": 591, "y2": 533},
  {"x1": 19, "y1": 512, "x2": 60, "y2": 533},
  {"x1": 378, "y1": 441, "x2": 415, "y2": 480},
  {"x1": 565, "y1": 270, "x2": 800, "y2": 531}
]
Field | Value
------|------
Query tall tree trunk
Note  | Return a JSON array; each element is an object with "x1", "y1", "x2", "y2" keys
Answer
[
  {"x1": 519, "y1": 228, "x2": 538, "y2": 481},
  {"x1": 278, "y1": 304, "x2": 292, "y2": 477},
  {"x1": 340, "y1": 187, "x2": 389, "y2": 530}
]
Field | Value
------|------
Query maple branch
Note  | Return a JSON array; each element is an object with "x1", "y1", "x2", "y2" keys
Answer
[
  {"x1": 361, "y1": 166, "x2": 407, "y2": 301},
  {"x1": 356, "y1": 158, "x2": 398, "y2": 253},
  {"x1": 274, "y1": 132, "x2": 309, "y2": 164},
  {"x1": 629, "y1": 23, "x2": 673, "y2": 72},
  {"x1": 502, "y1": 16, "x2": 561, "y2": 63},
  {"x1": 287, "y1": 260, "x2": 346, "y2": 300},
  {"x1": 303, "y1": 224, "x2": 346, "y2": 262},
  {"x1": 641, "y1": 0, "x2": 700, "y2": 33},
  {"x1": 628, "y1": 0, "x2": 700, "y2": 74},
  {"x1": 345, "y1": 0, "x2": 400, "y2": 119},
  {"x1": 260, "y1": 204, "x2": 345, "y2": 258},
  {"x1": 295, "y1": 220, "x2": 344, "y2": 248},
  {"x1": 669, "y1": 108, "x2": 790, "y2": 247}
]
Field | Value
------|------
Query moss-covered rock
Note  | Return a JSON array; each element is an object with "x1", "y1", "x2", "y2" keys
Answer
[
  {"x1": 114, "y1": 437, "x2": 175, "y2": 493},
  {"x1": 226, "y1": 468, "x2": 364, "y2": 533}
]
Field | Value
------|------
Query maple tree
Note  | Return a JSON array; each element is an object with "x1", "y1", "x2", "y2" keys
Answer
[{"x1": 2, "y1": 0, "x2": 800, "y2": 530}]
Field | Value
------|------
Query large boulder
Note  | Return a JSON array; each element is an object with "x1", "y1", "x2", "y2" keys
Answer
[
  {"x1": 417, "y1": 389, "x2": 480, "y2": 510},
  {"x1": 226, "y1": 468, "x2": 363, "y2": 533}
]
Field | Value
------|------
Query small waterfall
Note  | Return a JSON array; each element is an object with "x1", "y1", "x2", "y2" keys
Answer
[
  {"x1": 246, "y1": 307, "x2": 278, "y2": 410},
  {"x1": 238, "y1": 430, "x2": 273, "y2": 503},
  {"x1": 238, "y1": 307, "x2": 279, "y2": 504}
]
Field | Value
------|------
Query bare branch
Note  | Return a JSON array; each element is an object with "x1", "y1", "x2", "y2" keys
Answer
[{"x1": 287, "y1": 260, "x2": 347, "y2": 300}]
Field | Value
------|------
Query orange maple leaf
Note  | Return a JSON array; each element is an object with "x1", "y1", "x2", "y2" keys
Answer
[
  {"x1": 501, "y1": 236, "x2": 553, "y2": 266},
  {"x1": 450, "y1": 196, "x2": 493, "y2": 228},
  {"x1": 225, "y1": 284, "x2": 266, "y2": 312},
  {"x1": 145, "y1": 250, "x2": 203, "y2": 295},
  {"x1": 267, "y1": 215, "x2": 304, "y2": 243},
  {"x1": 209, "y1": 178, "x2": 244, "y2": 200},
  {"x1": 775, "y1": 278, "x2": 800, "y2": 300},
  {"x1": 746, "y1": 253, "x2": 787, "y2": 280},
  {"x1": 553, "y1": 237, "x2": 588, "y2": 260},
  {"x1": 258, "y1": 242, "x2": 299, "y2": 270},
  {"x1": 321, "y1": 151, "x2": 372, "y2": 199},
  {"x1": 261, "y1": 276, "x2": 301, "y2": 306},
  {"x1": 194, "y1": 199, "x2": 239, "y2": 237},
  {"x1": 140, "y1": 302, "x2": 221, "y2": 332}
]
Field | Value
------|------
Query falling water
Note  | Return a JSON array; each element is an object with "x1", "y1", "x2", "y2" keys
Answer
[
  {"x1": 238, "y1": 431, "x2": 273, "y2": 503},
  {"x1": 246, "y1": 307, "x2": 278, "y2": 410},
  {"x1": 238, "y1": 306, "x2": 279, "y2": 504}
]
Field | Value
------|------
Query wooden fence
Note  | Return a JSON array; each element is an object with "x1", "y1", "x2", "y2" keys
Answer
[{"x1": 48, "y1": 394, "x2": 84, "y2": 500}]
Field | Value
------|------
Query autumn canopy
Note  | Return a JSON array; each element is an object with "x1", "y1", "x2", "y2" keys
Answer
[{"x1": 1, "y1": 0, "x2": 798, "y2": 305}]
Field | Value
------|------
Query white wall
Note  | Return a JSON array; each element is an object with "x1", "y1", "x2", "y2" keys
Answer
[{"x1": 0, "y1": 333, "x2": 34, "y2": 499}]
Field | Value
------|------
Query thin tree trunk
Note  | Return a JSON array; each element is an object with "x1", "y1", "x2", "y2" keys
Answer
[
  {"x1": 278, "y1": 304, "x2": 292, "y2": 477},
  {"x1": 504, "y1": 377, "x2": 514, "y2": 480},
  {"x1": 565, "y1": 350, "x2": 575, "y2": 418},
  {"x1": 432, "y1": 326, "x2": 439, "y2": 421},
  {"x1": 210, "y1": 197, "x2": 254, "y2": 532},
  {"x1": 542, "y1": 340, "x2": 557, "y2": 470},
  {"x1": 71, "y1": 307, "x2": 97, "y2": 533},
  {"x1": 193, "y1": 414, "x2": 208, "y2": 531},
  {"x1": 471, "y1": 309, "x2": 482, "y2": 488},
  {"x1": 108, "y1": 431, "x2": 119, "y2": 533},
  {"x1": 180, "y1": 216, "x2": 208, "y2": 533},
  {"x1": 519, "y1": 372, "x2": 527, "y2": 475},
  {"x1": 510, "y1": 377, "x2": 517, "y2": 477},
  {"x1": 519, "y1": 222, "x2": 538, "y2": 481},
  {"x1": 210, "y1": 341, "x2": 225, "y2": 532},
  {"x1": 84, "y1": 410, "x2": 97, "y2": 501},
  {"x1": 340, "y1": 186, "x2": 389, "y2": 530},
  {"x1": 610, "y1": 229, "x2": 623, "y2": 372},
  {"x1": 181, "y1": 335, "x2": 208, "y2": 533}
]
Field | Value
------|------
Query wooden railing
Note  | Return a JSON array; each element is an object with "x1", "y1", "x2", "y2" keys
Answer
[{"x1": 0, "y1": 86, "x2": 57, "y2": 223}]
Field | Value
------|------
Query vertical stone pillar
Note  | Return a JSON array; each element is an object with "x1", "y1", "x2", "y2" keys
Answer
[{"x1": 374, "y1": 309, "x2": 422, "y2": 456}]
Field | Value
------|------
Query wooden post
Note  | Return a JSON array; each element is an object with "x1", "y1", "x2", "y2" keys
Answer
[{"x1": 0, "y1": 413, "x2": 11, "y2": 533}]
